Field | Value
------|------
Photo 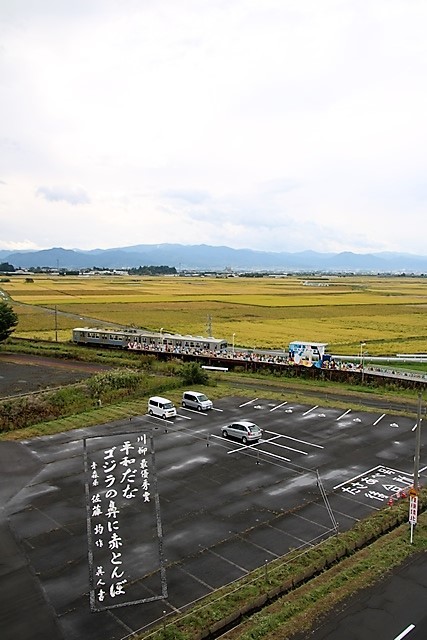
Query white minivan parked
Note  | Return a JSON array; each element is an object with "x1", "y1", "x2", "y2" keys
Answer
[
  {"x1": 148, "y1": 396, "x2": 177, "y2": 419},
  {"x1": 182, "y1": 391, "x2": 213, "y2": 411}
]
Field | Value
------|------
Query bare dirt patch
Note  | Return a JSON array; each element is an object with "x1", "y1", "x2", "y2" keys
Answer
[{"x1": 0, "y1": 352, "x2": 110, "y2": 398}]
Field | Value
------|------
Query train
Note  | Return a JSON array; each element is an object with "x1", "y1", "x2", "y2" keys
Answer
[
  {"x1": 71, "y1": 327, "x2": 426, "y2": 391},
  {"x1": 72, "y1": 327, "x2": 228, "y2": 353}
]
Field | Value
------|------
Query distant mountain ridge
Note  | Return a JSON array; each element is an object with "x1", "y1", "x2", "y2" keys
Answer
[{"x1": 1, "y1": 244, "x2": 427, "y2": 272}]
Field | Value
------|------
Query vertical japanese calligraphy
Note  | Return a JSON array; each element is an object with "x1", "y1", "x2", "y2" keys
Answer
[{"x1": 84, "y1": 432, "x2": 167, "y2": 611}]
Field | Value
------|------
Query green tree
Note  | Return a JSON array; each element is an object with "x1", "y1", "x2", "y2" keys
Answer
[
  {"x1": 0, "y1": 262, "x2": 15, "y2": 272},
  {"x1": 180, "y1": 362, "x2": 209, "y2": 386},
  {"x1": 0, "y1": 300, "x2": 18, "y2": 343}
]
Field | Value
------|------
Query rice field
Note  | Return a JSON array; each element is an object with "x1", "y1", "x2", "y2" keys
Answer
[{"x1": 2, "y1": 274, "x2": 427, "y2": 356}]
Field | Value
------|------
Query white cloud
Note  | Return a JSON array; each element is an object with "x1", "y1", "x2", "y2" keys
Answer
[
  {"x1": 36, "y1": 185, "x2": 90, "y2": 205},
  {"x1": 0, "y1": 0, "x2": 427, "y2": 254}
]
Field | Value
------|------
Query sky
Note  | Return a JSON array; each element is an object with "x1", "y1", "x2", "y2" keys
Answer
[{"x1": 1, "y1": 0, "x2": 427, "y2": 255}]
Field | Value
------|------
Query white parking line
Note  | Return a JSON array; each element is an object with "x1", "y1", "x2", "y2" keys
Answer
[
  {"x1": 218, "y1": 437, "x2": 292, "y2": 462},
  {"x1": 176, "y1": 413, "x2": 192, "y2": 420},
  {"x1": 212, "y1": 407, "x2": 223, "y2": 412},
  {"x1": 180, "y1": 407, "x2": 210, "y2": 415},
  {"x1": 333, "y1": 465, "x2": 381, "y2": 490},
  {"x1": 269, "y1": 401, "x2": 288, "y2": 412},
  {"x1": 265, "y1": 440, "x2": 308, "y2": 455},
  {"x1": 239, "y1": 398, "x2": 259, "y2": 407},
  {"x1": 264, "y1": 430, "x2": 324, "y2": 449},
  {"x1": 336, "y1": 409, "x2": 351, "y2": 420},
  {"x1": 248, "y1": 448, "x2": 291, "y2": 463},
  {"x1": 146, "y1": 415, "x2": 175, "y2": 424},
  {"x1": 373, "y1": 414, "x2": 386, "y2": 426},
  {"x1": 303, "y1": 405, "x2": 318, "y2": 416},
  {"x1": 394, "y1": 624, "x2": 415, "y2": 640}
]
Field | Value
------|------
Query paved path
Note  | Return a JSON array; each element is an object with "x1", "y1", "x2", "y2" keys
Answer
[
  {"x1": 0, "y1": 441, "x2": 63, "y2": 640},
  {"x1": 296, "y1": 551, "x2": 427, "y2": 640}
]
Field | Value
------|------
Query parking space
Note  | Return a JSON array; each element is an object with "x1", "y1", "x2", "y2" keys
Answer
[{"x1": 0, "y1": 395, "x2": 425, "y2": 640}]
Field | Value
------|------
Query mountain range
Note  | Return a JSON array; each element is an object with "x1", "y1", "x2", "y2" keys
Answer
[{"x1": 1, "y1": 244, "x2": 427, "y2": 273}]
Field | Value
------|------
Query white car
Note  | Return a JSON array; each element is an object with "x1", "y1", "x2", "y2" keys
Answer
[
  {"x1": 182, "y1": 391, "x2": 213, "y2": 411},
  {"x1": 221, "y1": 421, "x2": 262, "y2": 444}
]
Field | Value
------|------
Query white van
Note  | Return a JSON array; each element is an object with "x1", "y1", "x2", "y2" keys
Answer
[
  {"x1": 182, "y1": 391, "x2": 213, "y2": 411},
  {"x1": 148, "y1": 396, "x2": 177, "y2": 419}
]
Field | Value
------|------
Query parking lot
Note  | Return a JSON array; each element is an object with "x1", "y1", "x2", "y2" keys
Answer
[{"x1": 1, "y1": 394, "x2": 425, "y2": 640}]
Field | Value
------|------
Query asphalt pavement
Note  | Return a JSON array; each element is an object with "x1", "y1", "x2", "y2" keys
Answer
[
  {"x1": 296, "y1": 551, "x2": 427, "y2": 640},
  {"x1": 0, "y1": 394, "x2": 425, "y2": 640}
]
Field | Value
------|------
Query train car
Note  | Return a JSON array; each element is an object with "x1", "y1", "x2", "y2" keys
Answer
[
  {"x1": 288, "y1": 341, "x2": 328, "y2": 366},
  {"x1": 72, "y1": 327, "x2": 228, "y2": 352}
]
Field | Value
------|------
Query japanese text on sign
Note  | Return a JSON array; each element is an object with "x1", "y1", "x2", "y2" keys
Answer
[
  {"x1": 84, "y1": 432, "x2": 167, "y2": 611},
  {"x1": 409, "y1": 495, "x2": 418, "y2": 525}
]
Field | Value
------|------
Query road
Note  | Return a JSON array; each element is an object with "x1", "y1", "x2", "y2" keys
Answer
[{"x1": 297, "y1": 551, "x2": 427, "y2": 640}]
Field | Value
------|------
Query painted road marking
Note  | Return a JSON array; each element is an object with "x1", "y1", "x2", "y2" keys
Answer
[
  {"x1": 270, "y1": 401, "x2": 288, "y2": 412},
  {"x1": 334, "y1": 465, "x2": 392, "y2": 490},
  {"x1": 204, "y1": 548, "x2": 248, "y2": 574},
  {"x1": 264, "y1": 430, "x2": 324, "y2": 449},
  {"x1": 373, "y1": 413, "x2": 386, "y2": 426},
  {"x1": 263, "y1": 439, "x2": 308, "y2": 455},
  {"x1": 303, "y1": 405, "x2": 318, "y2": 416},
  {"x1": 181, "y1": 407, "x2": 210, "y2": 415},
  {"x1": 239, "y1": 398, "x2": 259, "y2": 407},
  {"x1": 146, "y1": 415, "x2": 176, "y2": 424},
  {"x1": 394, "y1": 624, "x2": 415, "y2": 640},
  {"x1": 336, "y1": 409, "x2": 351, "y2": 420},
  {"x1": 333, "y1": 465, "x2": 413, "y2": 504},
  {"x1": 224, "y1": 442, "x2": 291, "y2": 463}
]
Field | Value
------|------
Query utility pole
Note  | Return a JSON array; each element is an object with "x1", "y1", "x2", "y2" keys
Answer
[
  {"x1": 206, "y1": 315, "x2": 212, "y2": 337},
  {"x1": 409, "y1": 394, "x2": 422, "y2": 543},
  {"x1": 413, "y1": 394, "x2": 422, "y2": 491},
  {"x1": 55, "y1": 305, "x2": 58, "y2": 342}
]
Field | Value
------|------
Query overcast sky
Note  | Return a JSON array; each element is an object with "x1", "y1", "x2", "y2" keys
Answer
[{"x1": 1, "y1": 0, "x2": 426, "y2": 255}]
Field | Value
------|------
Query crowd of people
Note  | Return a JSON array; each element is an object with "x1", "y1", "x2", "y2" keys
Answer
[{"x1": 127, "y1": 341, "x2": 427, "y2": 381}]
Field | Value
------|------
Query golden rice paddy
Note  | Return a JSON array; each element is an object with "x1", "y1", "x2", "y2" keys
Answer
[{"x1": 2, "y1": 274, "x2": 426, "y2": 356}]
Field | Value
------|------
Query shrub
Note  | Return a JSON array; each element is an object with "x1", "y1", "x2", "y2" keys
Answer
[{"x1": 180, "y1": 362, "x2": 209, "y2": 386}]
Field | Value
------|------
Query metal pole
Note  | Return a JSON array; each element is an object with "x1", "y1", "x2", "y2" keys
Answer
[
  {"x1": 360, "y1": 341, "x2": 366, "y2": 383},
  {"x1": 413, "y1": 394, "x2": 422, "y2": 491}
]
